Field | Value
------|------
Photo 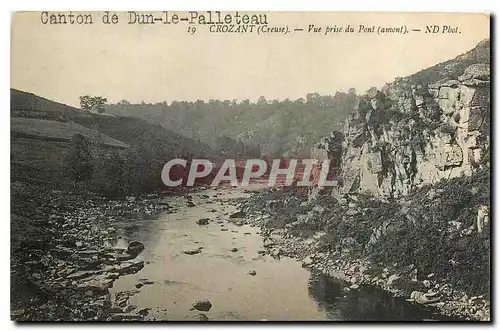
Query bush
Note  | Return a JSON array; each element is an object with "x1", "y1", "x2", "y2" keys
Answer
[{"x1": 62, "y1": 134, "x2": 94, "y2": 187}]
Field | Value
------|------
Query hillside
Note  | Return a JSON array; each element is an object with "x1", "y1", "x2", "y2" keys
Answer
[
  {"x1": 11, "y1": 89, "x2": 221, "y2": 192},
  {"x1": 106, "y1": 92, "x2": 357, "y2": 157},
  {"x1": 11, "y1": 89, "x2": 219, "y2": 159}
]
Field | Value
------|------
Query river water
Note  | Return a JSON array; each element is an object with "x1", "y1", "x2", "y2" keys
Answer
[{"x1": 110, "y1": 187, "x2": 453, "y2": 321}]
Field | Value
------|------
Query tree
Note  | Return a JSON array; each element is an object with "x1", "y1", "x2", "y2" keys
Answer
[
  {"x1": 92, "y1": 153, "x2": 126, "y2": 197},
  {"x1": 80, "y1": 95, "x2": 108, "y2": 113},
  {"x1": 257, "y1": 96, "x2": 267, "y2": 106},
  {"x1": 63, "y1": 134, "x2": 94, "y2": 187}
]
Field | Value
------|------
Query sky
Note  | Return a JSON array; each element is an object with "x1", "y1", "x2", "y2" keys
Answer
[{"x1": 11, "y1": 12, "x2": 490, "y2": 107}]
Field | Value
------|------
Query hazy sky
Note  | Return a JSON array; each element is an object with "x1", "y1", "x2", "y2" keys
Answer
[{"x1": 11, "y1": 12, "x2": 489, "y2": 107}]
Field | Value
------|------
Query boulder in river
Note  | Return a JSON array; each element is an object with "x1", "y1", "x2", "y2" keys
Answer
[
  {"x1": 248, "y1": 270, "x2": 257, "y2": 276},
  {"x1": 138, "y1": 308, "x2": 150, "y2": 316},
  {"x1": 387, "y1": 274, "x2": 401, "y2": 286},
  {"x1": 126, "y1": 241, "x2": 145, "y2": 257},
  {"x1": 229, "y1": 211, "x2": 246, "y2": 218},
  {"x1": 184, "y1": 248, "x2": 202, "y2": 255},
  {"x1": 302, "y1": 256, "x2": 313, "y2": 267},
  {"x1": 409, "y1": 291, "x2": 441, "y2": 304},
  {"x1": 230, "y1": 248, "x2": 238, "y2": 252},
  {"x1": 196, "y1": 218, "x2": 210, "y2": 225},
  {"x1": 116, "y1": 252, "x2": 135, "y2": 261},
  {"x1": 192, "y1": 299, "x2": 212, "y2": 311},
  {"x1": 117, "y1": 260, "x2": 145, "y2": 275}
]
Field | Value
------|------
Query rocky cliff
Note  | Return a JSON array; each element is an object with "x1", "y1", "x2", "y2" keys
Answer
[{"x1": 341, "y1": 40, "x2": 490, "y2": 198}]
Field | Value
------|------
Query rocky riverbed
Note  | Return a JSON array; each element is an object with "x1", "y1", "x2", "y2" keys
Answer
[
  {"x1": 231, "y1": 188, "x2": 490, "y2": 322},
  {"x1": 11, "y1": 181, "x2": 488, "y2": 321},
  {"x1": 11, "y1": 181, "x2": 172, "y2": 321}
]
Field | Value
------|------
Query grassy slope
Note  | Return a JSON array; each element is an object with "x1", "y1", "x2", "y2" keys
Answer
[
  {"x1": 11, "y1": 89, "x2": 220, "y2": 160},
  {"x1": 11, "y1": 118, "x2": 129, "y2": 148}
]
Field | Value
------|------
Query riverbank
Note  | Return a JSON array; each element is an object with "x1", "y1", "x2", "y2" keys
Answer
[
  {"x1": 11, "y1": 180, "x2": 489, "y2": 321},
  {"x1": 11, "y1": 181, "x2": 172, "y2": 321},
  {"x1": 232, "y1": 177, "x2": 490, "y2": 321}
]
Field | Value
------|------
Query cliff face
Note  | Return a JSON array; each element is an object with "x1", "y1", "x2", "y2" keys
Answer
[{"x1": 341, "y1": 40, "x2": 490, "y2": 198}]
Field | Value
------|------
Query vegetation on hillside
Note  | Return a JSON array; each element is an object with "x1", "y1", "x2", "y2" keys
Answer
[
  {"x1": 62, "y1": 134, "x2": 94, "y2": 187},
  {"x1": 107, "y1": 91, "x2": 359, "y2": 157},
  {"x1": 243, "y1": 167, "x2": 490, "y2": 296},
  {"x1": 11, "y1": 89, "x2": 221, "y2": 196}
]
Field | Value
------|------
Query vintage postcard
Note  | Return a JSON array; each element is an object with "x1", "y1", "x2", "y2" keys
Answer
[{"x1": 10, "y1": 11, "x2": 490, "y2": 321}]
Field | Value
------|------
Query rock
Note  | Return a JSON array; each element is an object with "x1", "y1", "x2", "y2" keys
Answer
[
  {"x1": 117, "y1": 260, "x2": 144, "y2": 275},
  {"x1": 192, "y1": 300, "x2": 212, "y2": 311},
  {"x1": 302, "y1": 256, "x2": 313, "y2": 267},
  {"x1": 248, "y1": 270, "x2": 257, "y2": 276},
  {"x1": 410, "y1": 291, "x2": 441, "y2": 304},
  {"x1": 220, "y1": 228, "x2": 228, "y2": 232},
  {"x1": 138, "y1": 308, "x2": 150, "y2": 316},
  {"x1": 263, "y1": 238, "x2": 274, "y2": 247},
  {"x1": 428, "y1": 302, "x2": 446, "y2": 308},
  {"x1": 477, "y1": 205, "x2": 489, "y2": 234},
  {"x1": 196, "y1": 218, "x2": 210, "y2": 225},
  {"x1": 409, "y1": 268, "x2": 418, "y2": 282},
  {"x1": 138, "y1": 278, "x2": 155, "y2": 285},
  {"x1": 350, "y1": 284, "x2": 360, "y2": 290},
  {"x1": 459, "y1": 63, "x2": 490, "y2": 82},
  {"x1": 270, "y1": 248, "x2": 281, "y2": 258},
  {"x1": 135, "y1": 283, "x2": 144, "y2": 289},
  {"x1": 116, "y1": 252, "x2": 135, "y2": 261},
  {"x1": 387, "y1": 274, "x2": 401, "y2": 286},
  {"x1": 77, "y1": 278, "x2": 113, "y2": 295},
  {"x1": 187, "y1": 202, "x2": 196, "y2": 207},
  {"x1": 126, "y1": 241, "x2": 145, "y2": 257},
  {"x1": 66, "y1": 270, "x2": 96, "y2": 280},
  {"x1": 230, "y1": 248, "x2": 238, "y2": 252},
  {"x1": 229, "y1": 211, "x2": 246, "y2": 218},
  {"x1": 184, "y1": 248, "x2": 202, "y2": 255}
]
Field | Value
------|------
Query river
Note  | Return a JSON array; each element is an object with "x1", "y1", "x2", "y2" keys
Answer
[{"x1": 110, "y1": 186, "x2": 454, "y2": 321}]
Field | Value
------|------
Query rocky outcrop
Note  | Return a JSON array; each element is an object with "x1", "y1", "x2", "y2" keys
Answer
[{"x1": 339, "y1": 42, "x2": 490, "y2": 198}]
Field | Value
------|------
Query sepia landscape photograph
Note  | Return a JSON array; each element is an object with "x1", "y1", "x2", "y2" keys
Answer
[{"x1": 10, "y1": 11, "x2": 491, "y2": 321}]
